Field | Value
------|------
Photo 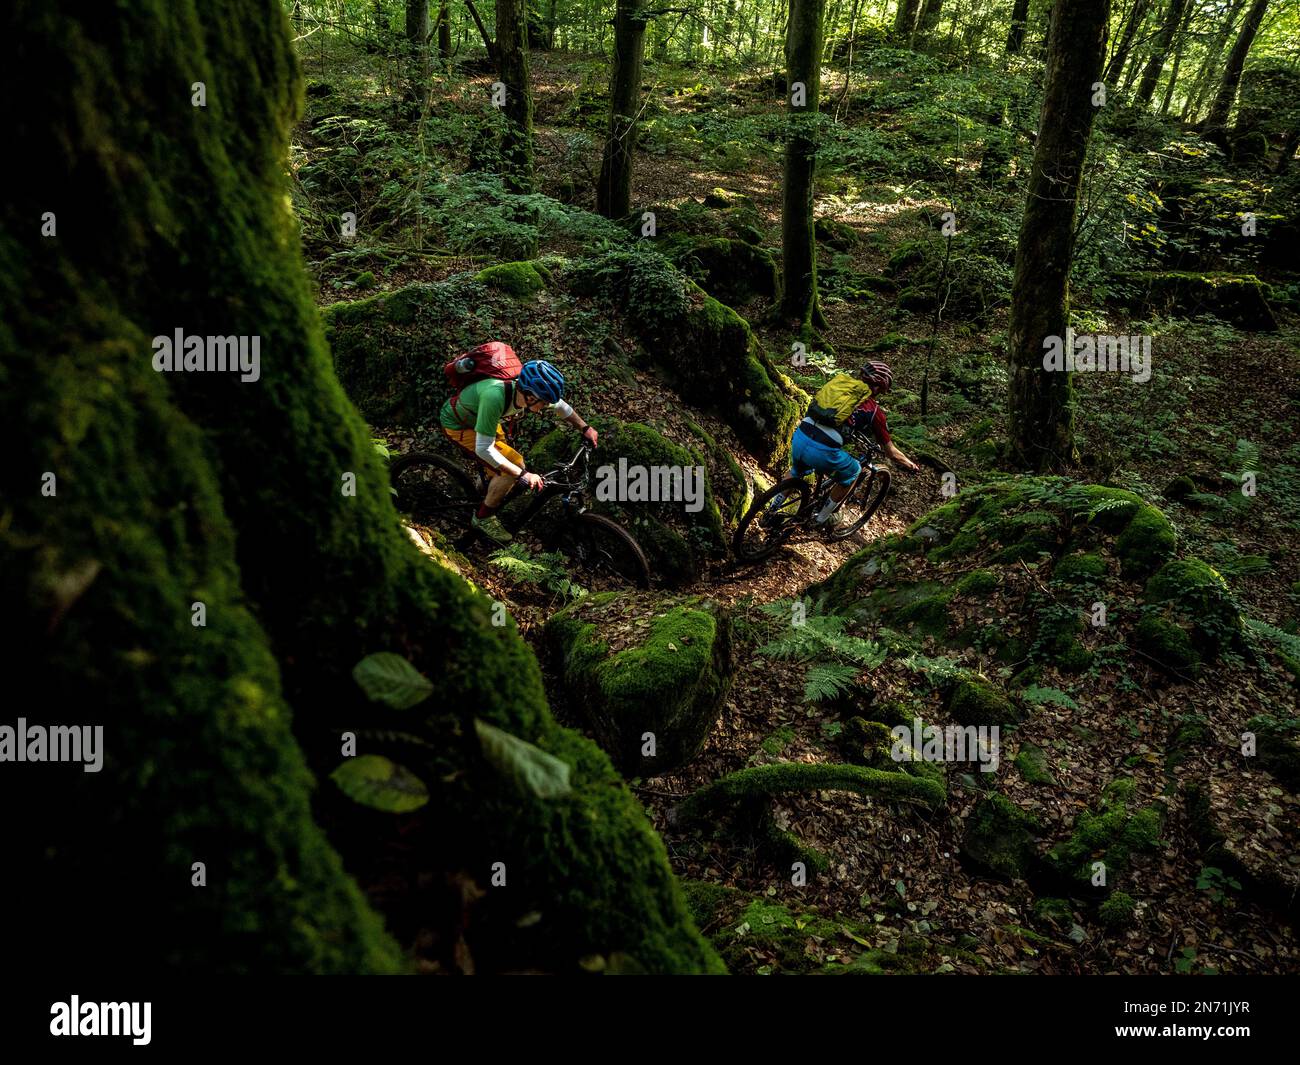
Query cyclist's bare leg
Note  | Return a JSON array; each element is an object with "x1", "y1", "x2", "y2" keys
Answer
[{"x1": 484, "y1": 470, "x2": 519, "y2": 508}]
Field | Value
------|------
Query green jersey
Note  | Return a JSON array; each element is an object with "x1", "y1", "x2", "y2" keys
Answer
[{"x1": 440, "y1": 378, "x2": 513, "y2": 435}]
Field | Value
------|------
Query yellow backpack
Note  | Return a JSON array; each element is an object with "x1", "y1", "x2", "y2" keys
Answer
[{"x1": 807, "y1": 374, "x2": 872, "y2": 427}]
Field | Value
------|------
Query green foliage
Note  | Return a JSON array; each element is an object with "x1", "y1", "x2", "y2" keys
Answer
[
  {"x1": 351, "y1": 652, "x2": 434, "y2": 710},
  {"x1": 474, "y1": 719, "x2": 574, "y2": 800},
  {"x1": 758, "y1": 605, "x2": 885, "y2": 705},
  {"x1": 1196, "y1": 866, "x2": 1241, "y2": 906},
  {"x1": 1021, "y1": 686, "x2": 1080, "y2": 710},
  {"x1": 490, "y1": 544, "x2": 589, "y2": 603},
  {"x1": 330, "y1": 754, "x2": 429, "y2": 813}
]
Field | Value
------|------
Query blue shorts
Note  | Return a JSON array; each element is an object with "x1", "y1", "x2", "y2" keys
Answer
[{"x1": 790, "y1": 426, "x2": 861, "y2": 486}]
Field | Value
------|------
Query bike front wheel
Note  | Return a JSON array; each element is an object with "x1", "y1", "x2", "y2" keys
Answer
[
  {"x1": 732, "y1": 478, "x2": 812, "y2": 562},
  {"x1": 550, "y1": 512, "x2": 651, "y2": 590},
  {"x1": 827, "y1": 467, "x2": 892, "y2": 541},
  {"x1": 389, "y1": 451, "x2": 478, "y2": 537}
]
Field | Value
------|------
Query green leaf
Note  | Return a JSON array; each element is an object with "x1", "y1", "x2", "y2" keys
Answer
[
  {"x1": 330, "y1": 755, "x2": 429, "y2": 813},
  {"x1": 352, "y1": 652, "x2": 434, "y2": 709},
  {"x1": 474, "y1": 719, "x2": 572, "y2": 799},
  {"x1": 1021, "y1": 685, "x2": 1080, "y2": 710}
]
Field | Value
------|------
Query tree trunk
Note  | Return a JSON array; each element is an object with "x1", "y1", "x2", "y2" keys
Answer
[
  {"x1": 916, "y1": 0, "x2": 944, "y2": 38},
  {"x1": 407, "y1": 0, "x2": 430, "y2": 51},
  {"x1": 1007, "y1": 0, "x2": 1111, "y2": 472},
  {"x1": 1005, "y1": 0, "x2": 1031, "y2": 55},
  {"x1": 1182, "y1": 0, "x2": 1244, "y2": 122},
  {"x1": 1158, "y1": 0, "x2": 1194, "y2": 115},
  {"x1": 466, "y1": 0, "x2": 496, "y2": 59},
  {"x1": 496, "y1": 0, "x2": 535, "y2": 191},
  {"x1": 438, "y1": 1, "x2": 453, "y2": 61},
  {"x1": 1103, "y1": 0, "x2": 1148, "y2": 84},
  {"x1": 1, "y1": 0, "x2": 720, "y2": 978},
  {"x1": 894, "y1": 0, "x2": 921, "y2": 41},
  {"x1": 597, "y1": 0, "x2": 648, "y2": 218},
  {"x1": 1134, "y1": 0, "x2": 1187, "y2": 106},
  {"x1": 781, "y1": 0, "x2": 827, "y2": 328},
  {"x1": 1204, "y1": 0, "x2": 1270, "y2": 147}
]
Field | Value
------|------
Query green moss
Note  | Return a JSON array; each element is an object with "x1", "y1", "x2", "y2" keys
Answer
[
  {"x1": 1052, "y1": 552, "x2": 1107, "y2": 585},
  {"x1": 957, "y1": 570, "x2": 998, "y2": 596},
  {"x1": 668, "y1": 237, "x2": 779, "y2": 307},
  {"x1": 962, "y1": 794, "x2": 1040, "y2": 880},
  {"x1": 1133, "y1": 615, "x2": 1203, "y2": 678},
  {"x1": 474, "y1": 260, "x2": 546, "y2": 297},
  {"x1": 1144, "y1": 559, "x2": 1241, "y2": 652},
  {"x1": 1015, "y1": 744, "x2": 1056, "y2": 785},
  {"x1": 1116, "y1": 505, "x2": 1177, "y2": 577},
  {"x1": 2, "y1": 2, "x2": 721, "y2": 976},
  {"x1": 1245, "y1": 715, "x2": 1300, "y2": 789},
  {"x1": 1047, "y1": 778, "x2": 1163, "y2": 890},
  {"x1": 1164, "y1": 475, "x2": 1196, "y2": 502},
  {"x1": 1121, "y1": 270, "x2": 1278, "y2": 331},
  {"x1": 1098, "y1": 891, "x2": 1137, "y2": 928},
  {"x1": 545, "y1": 594, "x2": 732, "y2": 774},
  {"x1": 1032, "y1": 897, "x2": 1074, "y2": 927},
  {"x1": 862, "y1": 580, "x2": 953, "y2": 637},
  {"x1": 948, "y1": 676, "x2": 1022, "y2": 727}
]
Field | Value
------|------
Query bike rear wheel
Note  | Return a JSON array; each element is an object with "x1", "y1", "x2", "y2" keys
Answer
[
  {"x1": 827, "y1": 467, "x2": 892, "y2": 541},
  {"x1": 732, "y1": 478, "x2": 812, "y2": 562},
  {"x1": 549, "y1": 512, "x2": 651, "y2": 590},
  {"x1": 389, "y1": 451, "x2": 478, "y2": 537}
]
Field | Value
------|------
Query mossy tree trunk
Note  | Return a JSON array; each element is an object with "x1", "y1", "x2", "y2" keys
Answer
[
  {"x1": 916, "y1": 0, "x2": 944, "y2": 39},
  {"x1": 1006, "y1": 0, "x2": 1110, "y2": 472},
  {"x1": 1134, "y1": 0, "x2": 1187, "y2": 106},
  {"x1": 1, "y1": 0, "x2": 719, "y2": 976},
  {"x1": 1203, "y1": 0, "x2": 1270, "y2": 147},
  {"x1": 1005, "y1": 0, "x2": 1031, "y2": 55},
  {"x1": 596, "y1": 0, "x2": 648, "y2": 219},
  {"x1": 496, "y1": 0, "x2": 535, "y2": 191},
  {"x1": 780, "y1": 0, "x2": 827, "y2": 331}
]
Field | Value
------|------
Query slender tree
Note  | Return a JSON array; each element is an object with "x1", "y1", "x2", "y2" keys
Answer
[
  {"x1": 1007, "y1": 0, "x2": 1111, "y2": 471},
  {"x1": 1104, "y1": 0, "x2": 1149, "y2": 84},
  {"x1": 1203, "y1": 0, "x2": 1271, "y2": 147},
  {"x1": 1182, "y1": 0, "x2": 1245, "y2": 121},
  {"x1": 496, "y1": 0, "x2": 535, "y2": 191},
  {"x1": 1006, "y1": 0, "x2": 1032, "y2": 55},
  {"x1": 894, "y1": 0, "x2": 921, "y2": 41},
  {"x1": 437, "y1": 1, "x2": 452, "y2": 62},
  {"x1": 1134, "y1": 0, "x2": 1187, "y2": 106},
  {"x1": 781, "y1": 0, "x2": 827, "y2": 328},
  {"x1": 597, "y1": 0, "x2": 649, "y2": 218},
  {"x1": 407, "y1": 0, "x2": 430, "y2": 56}
]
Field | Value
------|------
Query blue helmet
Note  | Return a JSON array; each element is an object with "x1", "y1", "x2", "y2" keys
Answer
[{"x1": 519, "y1": 359, "x2": 566, "y2": 404}]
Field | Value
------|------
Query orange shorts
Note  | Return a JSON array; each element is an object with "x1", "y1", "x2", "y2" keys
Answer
[{"x1": 440, "y1": 425, "x2": 524, "y2": 475}]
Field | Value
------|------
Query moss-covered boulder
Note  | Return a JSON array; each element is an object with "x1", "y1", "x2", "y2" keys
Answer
[
  {"x1": 531, "y1": 415, "x2": 728, "y2": 583},
  {"x1": 962, "y1": 794, "x2": 1040, "y2": 880},
  {"x1": 2, "y1": 1, "x2": 722, "y2": 976},
  {"x1": 1119, "y1": 271, "x2": 1278, "y2": 331},
  {"x1": 546, "y1": 593, "x2": 733, "y2": 774},
  {"x1": 474, "y1": 260, "x2": 547, "y2": 297},
  {"x1": 667, "y1": 237, "x2": 779, "y2": 307},
  {"x1": 948, "y1": 675, "x2": 1023, "y2": 727},
  {"x1": 1245, "y1": 715, "x2": 1300, "y2": 790},
  {"x1": 1133, "y1": 615, "x2": 1203, "y2": 678},
  {"x1": 814, "y1": 217, "x2": 862, "y2": 251},
  {"x1": 1047, "y1": 778, "x2": 1163, "y2": 890},
  {"x1": 568, "y1": 249, "x2": 805, "y2": 465},
  {"x1": 1143, "y1": 559, "x2": 1241, "y2": 654}
]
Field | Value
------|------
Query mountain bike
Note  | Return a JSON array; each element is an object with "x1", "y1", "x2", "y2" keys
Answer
[
  {"x1": 389, "y1": 440, "x2": 652, "y2": 589},
  {"x1": 732, "y1": 431, "x2": 893, "y2": 563}
]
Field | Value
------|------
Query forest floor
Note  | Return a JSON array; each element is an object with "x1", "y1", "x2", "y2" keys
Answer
[{"x1": 295, "y1": 40, "x2": 1300, "y2": 974}]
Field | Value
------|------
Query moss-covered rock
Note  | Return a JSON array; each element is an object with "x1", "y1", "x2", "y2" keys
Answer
[
  {"x1": 814, "y1": 217, "x2": 862, "y2": 250},
  {"x1": 948, "y1": 676, "x2": 1023, "y2": 727},
  {"x1": 1144, "y1": 559, "x2": 1240, "y2": 651},
  {"x1": 474, "y1": 260, "x2": 546, "y2": 297},
  {"x1": 532, "y1": 415, "x2": 727, "y2": 582},
  {"x1": 568, "y1": 250, "x2": 805, "y2": 465},
  {"x1": 546, "y1": 593, "x2": 732, "y2": 774},
  {"x1": 1115, "y1": 504, "x2": 1178, "y2": 577},
  {"x1": 1047, "y1": 778, "x2": 1163, "y2": 890},
  {"x1": 1098, "y1": 891, "x2": 1137, "y2": 928},
  {"x1": 1245, "y1": 715, "x2": 1300, "y2": 790},
  {"x1": 2, "y1": 1, "x2": 721, "y2": 976},
  {"x1": 957, "y1": 569, "x2": 998, "y2": 596},
  {"x1": 962, "y1": 794, "x2": 1040, "y2": 880},
  {"x1": 1052, "y1": 552, "x2": 1108, "y2": 585},
  {"x1": 667, "y1": 237, "x2": 779, "y2": 307},
  {"x1": 1133, "y1": 615, "x2": 1203, "y2": 678},
  {"x1": 1163, "y1": 475, "x2": 1196, "y2": 502},
  {"x1": 1119, "y1": 271, "x2": 1278, "y2": 331},
  {"x1": 1015, "y1": 744, "x2": 1056, "y2": 785}
]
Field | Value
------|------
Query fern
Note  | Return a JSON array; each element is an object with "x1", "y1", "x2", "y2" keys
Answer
[
  {"x1": 1244, "y1": 618, "x2": 1300, "y2": 660},
  {"x1": 804, "y1": 663, "x2": 861, "y2": 703},
  {"x1": 1021, "y1": 685, "x2": 1080, "y2": 710},
  {"x1": 489, "y1": 545, "x2": 588, "y2": 602},
  {"x1": 758, "y1": 614, "x2": 885, "y2": 668},
  {"x1": 900, "y1": 653, "x2": 965, "y2": 683}
]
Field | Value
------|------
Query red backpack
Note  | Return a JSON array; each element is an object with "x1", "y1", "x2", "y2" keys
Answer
[{"x1": 443, "y1": 341, "x2": 522, "y2": 389}]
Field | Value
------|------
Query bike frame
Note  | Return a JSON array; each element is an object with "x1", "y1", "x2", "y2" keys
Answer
[{"x1": 485, "y1": 444, "x2": 595, "y2": 534}]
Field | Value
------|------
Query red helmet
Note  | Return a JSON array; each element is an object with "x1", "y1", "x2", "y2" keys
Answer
[{"x1": 859, "y1": 360, "x2": 893, "y2": 393}]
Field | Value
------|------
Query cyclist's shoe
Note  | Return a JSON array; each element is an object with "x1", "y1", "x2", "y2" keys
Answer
[
  {"x1": 472, "y1": 514, "x2": 513, "y2": 544},
  {"x1": 760, "y1": 492, "x2": 788, "y2": 528},
  {"x1": 814, "y1": 509, "x2": 843, "y2": 531}
]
